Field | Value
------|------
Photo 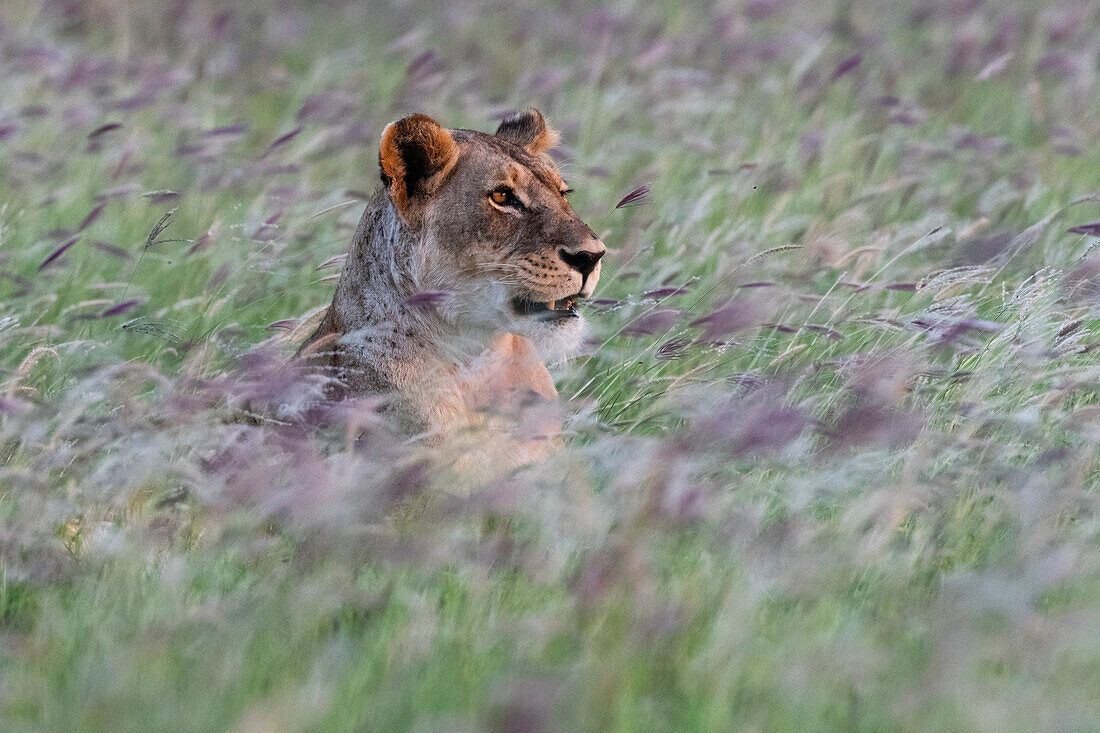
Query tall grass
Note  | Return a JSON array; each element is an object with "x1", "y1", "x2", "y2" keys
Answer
[{"x1": 2, "y1": 0, "x2": 1100, "y2": 729}]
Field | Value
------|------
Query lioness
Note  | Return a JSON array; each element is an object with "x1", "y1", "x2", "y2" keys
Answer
[{"x1": 298, "y1": 109, "x2": 605, "y2": 451}]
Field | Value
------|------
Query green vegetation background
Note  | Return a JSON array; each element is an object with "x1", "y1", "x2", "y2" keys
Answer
[{"x1": 2, "y1": 1, "x2": 1100, "y2": 730}]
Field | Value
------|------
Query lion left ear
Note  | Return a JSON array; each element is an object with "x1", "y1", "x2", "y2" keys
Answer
[{"x1": 494, "y1": 108, "x2": 559, "y2": 156}]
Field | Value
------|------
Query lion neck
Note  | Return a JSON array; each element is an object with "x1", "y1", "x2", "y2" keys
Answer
[
  {"x1": 337, "y1": 188, "x2": 420, "y2": 308},
  {"x1": 331, "y1": 189, "x2": 495, "y2": 383}
]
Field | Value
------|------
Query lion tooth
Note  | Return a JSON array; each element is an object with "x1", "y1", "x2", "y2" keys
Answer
[{"x1": 548, "y1": 300, "x2": 556, "y2": 310}]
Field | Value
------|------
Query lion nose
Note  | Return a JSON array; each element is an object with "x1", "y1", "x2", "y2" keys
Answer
[{"x1": 559, "y1": 242, "x2": 605, "y2": 278}]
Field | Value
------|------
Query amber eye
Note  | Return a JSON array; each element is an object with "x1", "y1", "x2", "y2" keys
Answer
[{"x1": 489, "y1": 187, "x2": 520, "y2": 207}]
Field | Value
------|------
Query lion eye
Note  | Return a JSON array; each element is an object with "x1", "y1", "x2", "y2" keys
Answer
[{"x1": 490, "y1": 187, "x2": 521, "y2": 208}]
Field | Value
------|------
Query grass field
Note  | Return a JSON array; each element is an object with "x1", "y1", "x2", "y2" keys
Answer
[{"x1": 3, "y1": 0, "x2": 1100, "y2": 730}]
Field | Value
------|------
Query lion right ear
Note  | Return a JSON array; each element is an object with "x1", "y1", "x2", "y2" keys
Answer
[
  {"x1": 379, "y1": 114, "x2": 459, "y2": 224},
  {"x1": 494, "y1": 108, "x2": 559, "y2": 157}
]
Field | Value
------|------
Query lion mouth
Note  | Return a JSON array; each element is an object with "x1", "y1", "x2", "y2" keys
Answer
[{"x1": 511, "y1": 294, "x2": 580, "y2": 320}]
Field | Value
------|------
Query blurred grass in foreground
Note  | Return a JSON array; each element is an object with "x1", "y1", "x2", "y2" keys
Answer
[{"x1": 2, "y1": 0, "x2": 1100, "y2": 730}]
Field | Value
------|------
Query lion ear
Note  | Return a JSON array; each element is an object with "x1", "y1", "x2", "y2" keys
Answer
[
  {"x1": 379, "y1": 113, "x2": 459, "y2": 223},
  {"x1": 494, "y1": 108, "x2": 559, "y2": 156}
]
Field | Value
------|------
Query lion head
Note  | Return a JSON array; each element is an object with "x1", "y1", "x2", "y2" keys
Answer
[{"x1": 377, "y1": 108, "x2": 606, "y2": 360}]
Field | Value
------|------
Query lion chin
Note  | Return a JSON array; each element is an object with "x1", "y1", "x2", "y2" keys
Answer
[
  {"x1": 510, "y1": 311, "x2": 587, "y2": 365},
  {"x1": 449, "y1": 283, "x2": 589, "y2": 365}
]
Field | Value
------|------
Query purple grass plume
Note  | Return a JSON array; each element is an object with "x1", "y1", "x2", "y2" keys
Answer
[
  {"x1": 615, "y1": 184, "x2": 651, "y2": 209},
  {"x1": 38, "y1": 237, "x2": 78, "y2": 270},
  {"x1": 1068, "y1": 222, "x2": 1100, "y2": 237},
  {"x1": 101, "y1": 299, "x2": 143, "y2": 317}
]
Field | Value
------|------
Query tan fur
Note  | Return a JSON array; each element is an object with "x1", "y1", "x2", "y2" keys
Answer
[{"x1": 298, "y1": 109, "x2": 605, "y2": 469}]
